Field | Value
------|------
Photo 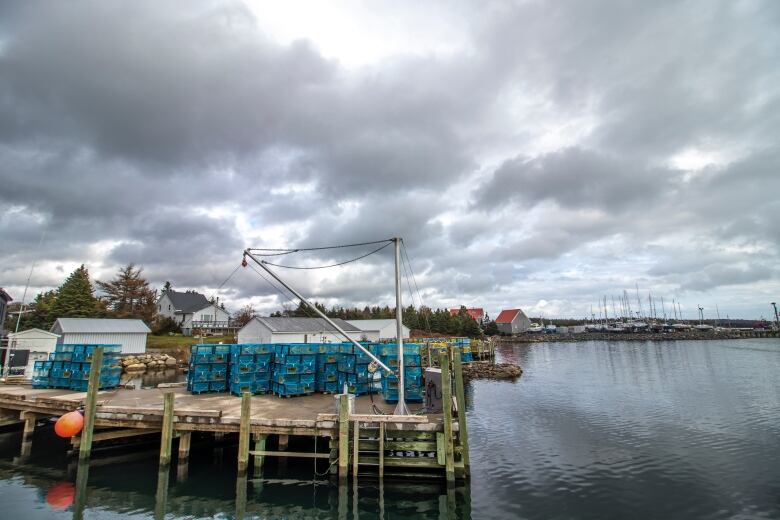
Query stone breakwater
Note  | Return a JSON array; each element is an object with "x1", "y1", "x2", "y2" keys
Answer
[
  {"x1": 121, "y1": 353, "x2": 180, "y2": 373},
  {"x1": 462, "y1": 362, "x2": 522, "y2": 380},
  {"x1": 499, "y1": 330, "x2": 778, "y2": 343}
]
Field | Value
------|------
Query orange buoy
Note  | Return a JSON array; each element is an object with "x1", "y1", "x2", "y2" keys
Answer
[
  {"x1": 45, "y1": 482, "x2": 75, "y2": 509},
  {"x1": 54, "y1": 410, "x2": 84, "y2": 438}
]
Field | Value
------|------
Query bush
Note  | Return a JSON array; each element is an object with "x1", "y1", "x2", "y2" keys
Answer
[{"x1": 152, "y1": 316, "x2": 181, "y2": 335}]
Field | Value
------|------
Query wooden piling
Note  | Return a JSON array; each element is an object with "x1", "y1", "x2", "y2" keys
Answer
[
  {"x1": 352, "y1": 420, "x2": 360, "y2": 476},
  {"x1": 451, "y1": 348, "x2": 470, "y2": 476},
  {"x1": 338, "y1": 393, "x2": 349, "y2": 480},
  {"x1": 278, "y1": 434, "x2": 289, "y2": 451},
  {"x1": 439, "y1": 350, "x2": 455, "y2": 482},
  {"x1": 237, "y1": 391, "x2": 251, "y2": 475},
  {"x1": 177, "y1": 431, "x2": 192, "y2": 461},
  {"x1": 378, "y1": 422, "x2": 385, "y2": 479},
  {"x1": 78, "y1": 346, "x2": 103, "y2": 462},
  {"x1": 253, "y1": 433, "x2": 267, "y2": 475},
  {"x1": 21, "y1": 411, "x2": 36, "y2": 441},
  {"x1": 159, "y1": 392, "x2": 175, "y2": 466}
]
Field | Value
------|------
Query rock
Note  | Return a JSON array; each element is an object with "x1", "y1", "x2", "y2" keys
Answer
[
  {"x1": 125, "y1": 363, "x2": 147, "y2": 371},
  {"x1": 164, "y1": 358, "x2": 177, "y2": 366},
  {"x1": 462, "y1": 362, "x2": 522, "y2": 380}
]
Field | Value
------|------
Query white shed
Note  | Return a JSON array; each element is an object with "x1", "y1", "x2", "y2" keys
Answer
[
  {"x1": 238, "y1": 317, "x2": 377, "y2": 344},
  {"x1": 346, "y1": 319, "x2": 410, "y2": 340},
  {"x1": 6, "y1": 328, "x2": 59, "y2": 377},
  {"x1": 51, "y1": 318, "x2": 151, "y2": 354}
]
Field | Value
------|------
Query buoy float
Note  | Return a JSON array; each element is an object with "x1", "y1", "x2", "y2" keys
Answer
[
  {"x1": 45, "y1": 482, "x2": 75, "y2": 510},
  {"x1": 54, "y1": 410, "x2": 84, "y2": 438}
]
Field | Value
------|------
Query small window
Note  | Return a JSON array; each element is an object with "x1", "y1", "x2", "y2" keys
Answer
[
  {"x1": 168, "y1": 305, "x2": 171, "y2": 310},
  {"x1": 201, "y1": 314, "x2": 212, "y2": 322}
]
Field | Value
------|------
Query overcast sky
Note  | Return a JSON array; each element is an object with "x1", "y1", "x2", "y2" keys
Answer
[{"x1": 1, "y1": 0, "x2": 779, "y2": 321}]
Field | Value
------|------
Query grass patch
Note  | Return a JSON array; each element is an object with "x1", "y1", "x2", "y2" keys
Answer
[{"x1": 147, "y1": 334, "x2": 235, "y2": 349}]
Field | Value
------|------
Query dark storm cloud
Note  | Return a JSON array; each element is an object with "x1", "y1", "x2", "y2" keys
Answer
[{"x1": 0, "y1": 0, "x2": 778, "y2": 317}]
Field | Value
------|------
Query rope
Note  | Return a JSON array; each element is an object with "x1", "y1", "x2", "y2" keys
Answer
[
  {"x1": 216, "y1": 263, "x2": 242, "y2": 290},
  {"x1": 260, "y1": 241, "x2": 392, "y2": 270},
  {"x1": 244, "y1": 262, "x2": 319, "y2": 319},
  {"x1": 248, "y1": 238, "x2": 393, "y2": 253}
]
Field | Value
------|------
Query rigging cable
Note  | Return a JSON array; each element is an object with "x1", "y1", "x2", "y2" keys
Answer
[
  {"x1": 247, "y1": 238, "x2": 393, "y2": 253},
  {"x1": 260, "y1": 241, "x2": 392, "y2": 270},
  {"x1": 401, "y1": 239, "x2": 433, "y2": 334}
]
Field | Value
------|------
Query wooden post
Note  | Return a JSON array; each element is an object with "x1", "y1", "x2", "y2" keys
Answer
[
  {"x1": 278, "y1": 434, "x2": 289, "y2": 451},
  {"x1": 253, "y1": 433, "x2": 267, "y2": 476},
  {"x1": 178, "y1": 432, "x2": 192, "y2": 461},
  {"x1": 78, "y1": 346, "x2": 103, "y2": 462},
  {"x1": 338, "y1": 393, "x2": 349, "y2": 480},
  {"x1": 352, "y1": 420, "x2": 359, "y2": 476},
  {"x1": 439, "y1": 350, "x2": 455, "y2": 482},
  {"x1": 378, "y1": 422, "x2": 385, "y2": 479},
  {"x1": 451, "y1": 348, "x2": 470, "y2": 476},
  {"x1": 21, "y1": 411, "x2": 36, "y2": 441},
  {"x1": 72, "y1": 461, "x2": 90, "y2": 520},
  {"x1": 159, "y1": 392, "x2": 175, "y2": 466},
  {"x1": 235, "y1": 475, "x2": 247, "y2": 520},
  {"x1": 237, "y1": 391, "x2": 251, "y2": 475},
  {"x1": 154, "y1": 466, "x2": 170, "y2": 520}
]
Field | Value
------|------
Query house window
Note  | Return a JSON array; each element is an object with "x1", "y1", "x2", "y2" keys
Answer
[
  {"x1": 201, "y1": 314, "x2": 212, "y2": 322},
  {"x1": 168, "y1": 305, "x2": 171, "y2": 311},
  {"x1": 158, "y1": 305, "x2": 161, "y2": 311}
]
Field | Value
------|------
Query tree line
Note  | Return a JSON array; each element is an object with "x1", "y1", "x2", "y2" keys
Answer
[
  {"x1": 269, "y1": 302, "x2": 496, "y2": 338},
  {"x1": 5, "y1": 264, "x2": 159, "y2": 333}
]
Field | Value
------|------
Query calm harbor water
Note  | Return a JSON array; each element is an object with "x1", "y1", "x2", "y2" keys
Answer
[{"x1": 0, "y1": 338, "x2": 778, "y2": 519}]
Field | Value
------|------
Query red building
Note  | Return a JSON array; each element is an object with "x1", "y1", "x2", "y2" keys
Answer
[{"x1": 449, "y1": 308, "x2": 485, "y2": 322}]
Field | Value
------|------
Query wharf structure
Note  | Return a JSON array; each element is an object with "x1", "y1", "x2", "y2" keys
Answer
[{"x1": 0, "y1": 345, "x2": 471, "y2": 483}]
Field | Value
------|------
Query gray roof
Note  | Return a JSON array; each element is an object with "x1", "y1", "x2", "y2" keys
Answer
[
  {"x1": 346, "y1": 319, "x2": 408, "y2": 331},
  {"x1": 255, "y1": 317, "x2": 361, "y2": 333},
  {"x1": 163, "y1": 290, "x2": 211, "y2": 314},
  {"x1": 52, "y1": 318, "x2": 151, "y2": 334}
]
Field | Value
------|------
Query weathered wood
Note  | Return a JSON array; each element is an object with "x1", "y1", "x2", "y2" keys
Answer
[
  {"x1": 451, "y1": 348, "x2": 470, "y2": 476},
  {"x1": 338, "y1": 394, "x2": 349, "y2": 480},
  {"x1": 318, "y1": 413, "x2": 428, "y2": 423},
  {"x1": 237, "y1": 392, "x2": 251, "y2": 475},
  {"x1": 277, "y1": 433, "x2": 289, "y2": 451},
  {"x1": 154, "y1": 466, "x2": 169, "y2": 520},
  {"x1": 159, "y1": 392, "x2": 175, "y2": 466},
  {"x1": 360, "y1": 440, "x2": 437, "y2": 451},
  {"x1": 357, "y1": 456, "x2": 447, "y2": 468},
  {"x1": 21, "y1": 411, "x2": 37, "y2": 440},
  {"x1": 439, "y1": 350, "x2": 455, "y2": 482},
  {"x1": 178, "y1": 431, "x2": 192, "y2": 460},
  {"x1": 436, "y1": 432, "x2": 445, "y2": 466},
  {"x1": 247, "y1": 450, "x2": 330, "y2": 459},
  {"x1": 253, "y1": 433, "x2": 267, "y2": 474},
  {"x1": 79, "y1": 347, "x2": 103, "y2": 462},
  {"x1": 379, "y1": 422, "x2": 385, "y2": 478},
  {"x1": 352, "y1": 420, "x2": 360, "y2": 476},
  {"x1": 71, "y1": 428, "x2": 160, "y2": 447}
]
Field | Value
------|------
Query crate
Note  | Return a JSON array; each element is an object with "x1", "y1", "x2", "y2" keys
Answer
[
  {"x1": 209, "y1": 352, "x2": 229, "y2": 364},
  {"x1": 461, "y1": 352, "x2": 473, "y2": 363},
  {"x1": 52, "y1": 352, "x2": 73, "y2": 361},
  {"x1": 230, "y1": 381, "x2": 254, "y2": 396},
  {"x1": 272, "y1": 381, "x2": 314, "y2": 397},
  {"x1": 318, "y1": 352, "x2": 339, "y2": 364},
  {"x1": 32, "y1": 377, "x2": 50, "y2": 389},
  {"x1": 382, "y1": 389, "x2": 423, "y2": 403},
  {"x1": 230, "y1": 344, "x2": 257, "y2": 356},
  {"x1": 254, "y1": 380, "x2": 270, "y2": 394},
  {"x1": 209, "y1": 366, "x2": 227, "y2": 381},
  {"x1": 273, "y1": 372, "x2": 316, "y2": 385},
  {"x1": 316, "y1": 380, "x2": 340, "y2": 393},
  {"x1": 253, "y1": 363, "x2": 271, "y2": 376},
  {"x1": 316, "y1": 371, "x2": 338, "y2": 383},
  {"x1": 191, "y1": 365, "x2": 211, "y2": 382},
  {"x1": 376, "y1": 344, "x2": 421, "y2": 356},
  {"x1": 33, "y1": 360, "x2": 51, "y2": 377},
  {"x1": 232, "y1": 354, "x2": 255, "y2": 364},
  {"x1": 209, "y1": 380, "x2": 227, "y2": 392},
  {"x1": 275, "y1": 343, "x2": 318, "y2": 356},
  {"x1": 234, "y1": 362, "x2": 254, "y2": 374},
  {"x1": 254, "y1": 344, "x2": 274, "y2": 354},
  {"x1": 274, "y1": 353, "x2": 317, "y2": 365},
  {"x1": 190, "y1": 345, "x2": 213, "y2": 364},
  {"x1": 255, "y1": 353, "x2": 273, "y2": 365},
  {"x1": 230, "y1": 371, "x2": 255, "y2": 384},
  {"x1": 380, "y1": 353, "x2": 422, "y2": 368},
  {"x1": 191, "y1": 381, "x2": 211, "y2": 394},
  {"x1": 317, "y1": 362, "x2": 338, "y2": 375}
]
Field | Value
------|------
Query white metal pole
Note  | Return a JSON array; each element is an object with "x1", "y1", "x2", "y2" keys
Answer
[
  {"x1": 243, "y1": 250, "x2": 394, "y2": 375},
  {"x1": 393, "y1": 238, "x2": 409, "y2": 415}
]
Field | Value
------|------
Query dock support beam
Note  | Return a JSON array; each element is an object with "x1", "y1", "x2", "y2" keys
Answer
[
  {"x1": 177, "y1": 431, "x2": 191, "y2": 461},
  {"x1": 79, "y1": 346, "x2": 103, "y2": 463},
  {"x1": 439, "y1": 350, "x2": 456, "y2": 482},
  {"x1": 378, "y1": 422, "x2": 385, "y2": 479},
  {"x1": 253, "y1": 433, "x2": 267, "y2": 476},
  {"x1": 338, "y1": 394, "x2": 349, "y2": 480},
  {"x1": 238, "y1": 391, "x2": 251, "y2": 475},
  {"x1": 452, "y1": 348, "x2": 470, "y2": 476},
  {"x1": 159, "y1": 392, "x2": 175, "y2": 467},
  {"x1": 278, "y1": 434, "x2": 289, "y2": 451},
  {"x1": 352, "y1": 420, "x2": 359, "y2": 476}
]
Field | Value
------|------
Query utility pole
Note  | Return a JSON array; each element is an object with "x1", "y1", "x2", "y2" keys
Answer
[{"x1": 393, "y1": 238, "x2": 409, "y2": 415}]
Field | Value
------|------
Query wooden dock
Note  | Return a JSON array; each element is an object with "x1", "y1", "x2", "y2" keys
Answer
[{"x1": 0, "y1": 347, "x2": 471, "y2": 482}]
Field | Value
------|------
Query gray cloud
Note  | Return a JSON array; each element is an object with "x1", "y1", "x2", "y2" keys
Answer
[{"x1": 0, "y1": 0, "x2": 779, "y2": 319}]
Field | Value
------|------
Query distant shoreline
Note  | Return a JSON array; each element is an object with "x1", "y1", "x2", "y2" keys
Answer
[{"x1": 497, "y1": 330, "x2": 779, "y2": 343}]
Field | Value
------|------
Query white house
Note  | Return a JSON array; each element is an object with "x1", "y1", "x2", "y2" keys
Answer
[
  {"x1": 51, "y1": 318, "x2": 151, "y2": 354},
  {"x1": 6, "y1": 328, "x2": 59, "y2": 377},
  {"x1": 238, "y1": 317, "x2": 378, "y2": 344},
  {"x1": 495, "y1": 309, "x2": 532, "y2": 334},
  {"x1": 157, "y1": 290, "x2": 231, "y2": 336},
  {"x1": 346, "y1": 319, "x2": 410, "y2": 340}
]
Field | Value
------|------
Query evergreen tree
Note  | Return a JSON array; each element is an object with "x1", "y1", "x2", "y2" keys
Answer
[
  {"x1": 16, "y1": 290, "x2": 57, "y2": 330},
  {"x1": 50, "y1": 265, "x2": 105, "y2": 319},
  {"x1": 96, "y1": 264, "x2": 158, "y2": 323},
  {"x1": 163, "y1": 281, "x2": 172, "y2": 292}
]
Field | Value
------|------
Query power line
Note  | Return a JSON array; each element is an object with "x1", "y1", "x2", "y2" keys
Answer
[{"x1": 260, "y1": 241, "x2": 392, "y2": 270}]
